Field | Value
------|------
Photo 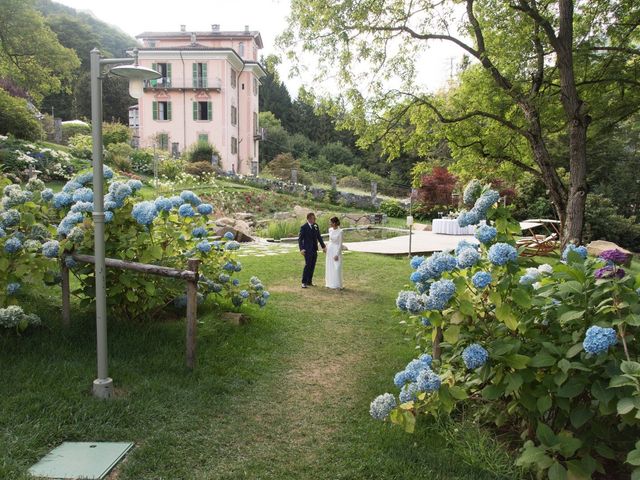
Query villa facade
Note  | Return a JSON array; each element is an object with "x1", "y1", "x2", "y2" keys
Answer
[{"x1": 135, "y1": 25, "x2": 266, "y2": 175}]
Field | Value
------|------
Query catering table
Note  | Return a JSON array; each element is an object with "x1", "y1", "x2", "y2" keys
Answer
[{"x1": 432, "y1": 218, "x2": 481, "y2": 235}]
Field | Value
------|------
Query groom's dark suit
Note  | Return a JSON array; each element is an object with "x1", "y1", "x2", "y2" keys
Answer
[{"x1": 298, "y1": 222, "x2": 326, "y2": 286}]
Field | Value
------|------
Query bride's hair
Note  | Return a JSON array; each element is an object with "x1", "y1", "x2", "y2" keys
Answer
[{"x1": 330, "y1": 216, "x2": 340, "y2": 226}]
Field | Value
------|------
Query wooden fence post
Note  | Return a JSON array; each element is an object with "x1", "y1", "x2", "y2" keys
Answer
[
  {"x1": 185, "y1": 258, "x2": 200, "y2": 369},
  {"x1": 61, "y1": 262, "x2": 71, "y2": 326}
]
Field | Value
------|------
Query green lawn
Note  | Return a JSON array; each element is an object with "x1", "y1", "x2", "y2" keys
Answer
[{"x1": 1, "y1": 252, "x2": 523, "y2": 479}]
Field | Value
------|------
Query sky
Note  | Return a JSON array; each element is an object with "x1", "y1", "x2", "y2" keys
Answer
[{"x1": 54, "y1": 0, "x2": 461, "y2": 97}]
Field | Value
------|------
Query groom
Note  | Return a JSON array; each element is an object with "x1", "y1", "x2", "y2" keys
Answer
[{"x1": 298, "y1": 212, "x2": 326, "y2": 288}]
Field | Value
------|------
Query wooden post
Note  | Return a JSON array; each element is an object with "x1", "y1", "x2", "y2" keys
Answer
[
  {"x1": 185, "y1": 258, "x2": 200, "y2": 369},
  {"x1": 61, "y1": 262, "x2": 71, "y2": 326}
]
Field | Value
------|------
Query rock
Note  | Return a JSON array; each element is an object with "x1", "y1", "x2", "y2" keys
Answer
[
  {"x1": 221, "y1": 312, "x2": 250, "y2": 325},
  {"x1": 234, "y1": 212, "x2": 254, "y2": 221},
  {"x1": 343, "y1": 213, "x2": 371, "y2": 226},
  {"x1": 215, "y1": 219, "x2": 256, "y2": 242},
  {"x1": 273, "y1": 212, "x2": 294, "y2": 220},
  {"x1": 587, "y1": 240, "x2": 633, "y2": 266},
  {"x1": 215, "y1": 217, "x2": 235, "y2": 227},
  {"x1": 293, "y1": 205, "x2": 313, "y2": 218}
]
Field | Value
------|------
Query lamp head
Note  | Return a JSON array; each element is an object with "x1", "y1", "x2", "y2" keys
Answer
[{"x1": 110, "y1": 64, "x2": 161, "y2": 99}]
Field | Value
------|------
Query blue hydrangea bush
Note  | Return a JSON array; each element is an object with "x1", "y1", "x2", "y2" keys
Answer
[
  {"x1": 372, "y1": 181, "x2": 640, "y2": 478},
  {"x1": 0, "y1": 170, "x2": 269, "y2": 327}
]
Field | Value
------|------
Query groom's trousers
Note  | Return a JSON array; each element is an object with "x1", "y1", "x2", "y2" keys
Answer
[{"x1": 302, "y1": 251, "x2": 318, "y2": 285}]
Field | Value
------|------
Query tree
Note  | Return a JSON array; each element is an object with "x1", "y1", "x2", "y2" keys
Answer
[
  {"x1": 283, "y1": 0, "x2": 640, "y2": 245},
  {"x1": 0, "y1": 0, "x2": 79, "y2": 104}
]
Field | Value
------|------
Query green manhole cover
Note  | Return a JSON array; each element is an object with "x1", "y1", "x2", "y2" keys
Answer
[{"x1": 29, "y1": 442, "x2": 133, "y2": 479}]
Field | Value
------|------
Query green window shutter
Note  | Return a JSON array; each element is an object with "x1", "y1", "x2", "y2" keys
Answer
[
  {"x1": 167, "y1": 102, "x2": 172, "y2": 120},
  {"x1": 199, "y1": 134, "x2": 208, "y2": 143},
  {"x1": 151, "y1": 63, "x2": 157, "y2": 87},
  {"x1": 193, "y1": 102, "x2": 198, "y2": 120},
  {"x1": 152, "y1": 101, "x2": 158, "y2": 120},
  {"x1": 166, "y1": 64, "x2": 172, "y2": 86},
  {"x1": 192, "y1": 63, "x2": 197, "y2": 87},
  {"x1": 202, "y1": 64, "x2": 207, "y2": 88},
  {"x1": 207, "y1": 102, "x2": 212, "y2": 121}
]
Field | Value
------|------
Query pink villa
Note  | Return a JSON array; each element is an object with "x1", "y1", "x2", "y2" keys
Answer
[{"x1": 134, "y1": 25, "x2": 266, "y2": 175}]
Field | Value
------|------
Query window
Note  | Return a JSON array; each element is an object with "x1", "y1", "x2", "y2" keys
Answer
[
  {"x1": 253, "y1": 77, "x2": 258, "y2": 96},
  {"x1": 157, "y1": 133, "x2": 169, "y2": 150},
  {"x1": 239, "y1": 42, "x2": 245, "y2": 57},
  {"x1": 253, "y1": 112, "x2": 258, "y2": 135},
  {"x1": 231, "y1": 105, "x2": 237, "y2": 126},
  {"x1": 148, "y1": 40, "x2": 156, "y2": 48},
  {"x1": 152, "y1": 101, "x2": 171, "y2": 120},
  {"x1": 230, "y1": 69, "x2": 236, "y2": 89},
  {"x1": 193, "y1": 101, "x2": 212, "y2": 121},
  {"x1": 198, "y1": 134, "x2": 209, "y2": 143},
  {"x1": 151, "y1": 63, "x2": 171, "y2": 87},
  {"x1": 231, "y1": 137, "x2": 238, "y2": 154},
  {"x1": 192, "y1": 63, "x2": 207, "y2": 88}
]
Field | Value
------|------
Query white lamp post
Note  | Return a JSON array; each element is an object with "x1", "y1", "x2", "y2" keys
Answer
[{"x1": 90, "y1": 48, "x2": 160, "y2": 399}]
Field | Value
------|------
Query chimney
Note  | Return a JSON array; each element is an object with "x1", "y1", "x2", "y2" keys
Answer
[
  {"x1": 244, "y1": 25, "x2": 250, "y2": 33},
  {"x1": 211, "y1": 24, "x2": 220, "y2": 32},
  {"x1": 190, "y1": 32, "x2": 196, "y2": 44},
  {"x1": 180, "y1": 25, "x2": 186, "y2": 32}
]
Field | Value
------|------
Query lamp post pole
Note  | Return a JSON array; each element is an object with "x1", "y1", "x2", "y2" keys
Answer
[{"x1": 89, "y1": 48, "x2": 143, "y2": 399}]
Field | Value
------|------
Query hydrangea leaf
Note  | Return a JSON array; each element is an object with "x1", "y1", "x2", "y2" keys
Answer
[
  {"x1": 529, "y1": 353, "x2": 557, "y2": 368},
  {"x1": 495, "y1": 304, "x2": 518, "y2": 331},
  {"x1": 443, "y1": 325, "x2": 460, "y2": 344},
  {"x1": 629, "y1": 448, "x2": 640, "y2": 467},
  {"x1": 565, "y1": 343, "x2": 583, "y2": 359},
  {"x1": 556, "y1": 378, "x2": 587, "y2": 398},
  {"x1": 504, "y1": 354, "x2": 530, "y2": 370},
  {"x1": 569, "y1": 406, "x2": 593, "y2": 429},
  {"x1": 536, "y1": 422, "x2": 557, "y2": 448},
  {"x1": 617, "y1": 397, "x2": 638, "y2": 415},
  {"x1": 537, "y1": 395, "x2": 552, "y2": 414},
  {"x1": 557, "y1": 310, "x2": 583, "y2": 323},
  {"x1": 556, "y1": 431, "x2": 583, "y2": 457},
  {"x1": 481, "y1": 384, "x2": 503, "y2": 400},
  {"x1": 515, "y1": 441, "x2": 552, "y2": 468},
  {"x1": 621, "y1": 361, "x2": 640, "y2": 376},
  {"x1": 511, "y1": 287, "x2": 531, "y2": 308}
]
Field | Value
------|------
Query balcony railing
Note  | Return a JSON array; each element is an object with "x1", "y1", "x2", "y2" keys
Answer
[{"x1": 143, "y1": 77, "x2": 222, "y2": 90}]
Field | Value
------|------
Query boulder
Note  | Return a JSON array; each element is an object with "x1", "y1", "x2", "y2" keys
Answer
[
  {"x1": 273, "y1": 212, "x2": 293, "y2": 220},
  {"x1": 215, "y1": 217, "x2": 235, "y2": 227},
  {"x1": 343, "y1": 213, "x2": 371, "y2": 226},
  {"x1": 587, "y1": 240, "x2": 633, "y2": 267},
  {"x1": 234, "y1": 212, "x2": 254, "y2": 221},
  {"x1": 293, "y1": 205, "x2": 313, "y2": 218},
  {"x1": 215, "y1": 219, "x2": 255, "y2": 243}
]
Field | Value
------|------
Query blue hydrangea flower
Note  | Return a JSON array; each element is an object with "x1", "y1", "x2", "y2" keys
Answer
[
  {"x1": 410, "y1": 256, "x2": 425, "y2": 269},
  {"x1": 42, "y1": 240, "x2": 60, "y2": 258},
  {"x1": 475, "y1": 224, "x2": 497, "y2": 244},
  {"x1": 154, "y1": 197, "x2": 173, "y2": 212},
  {"x1": 519, "y1": 267, "x2": 542, "y2": 285},
  {"x1": 108, "y1": 182, "x2": 133, "y2": 207},
  {"x1": 396, "y1": 290, "x2": 412, "y2": 310},
  {"x1": 103, "y1": 165, "x2": 114, "y2": 180},
  {"x1": 417, "y1": 252, "x2": 458, "y2": 281},
  {"x1": 0, "y1": 209, "x2": 20, "y2": 227},
  {"x1": 180, "y1": 190, "x2": 201, "y2": 206},
  {"x1": 223, "y1": 261, "x2": 235, "y2": 271},
  {"x1": 239, "y1": 290, "x2": 249, "y2": 299},
  {"x1": 393, "y1": 370, "x2": 411, "y2": 388},
  {"x1": 455, "y1": 239, "x2": 479, "y2": 255},
  {"x1": 169, "y1": 196, "x2": 183, "y2": 207},
  {"x1": 209, "y1": 282, "x2": 223, "y2": 293},
  {"x1": 370, "y1": 393, "x2": 397, "y2": 420},
  {"x1": 418, "y1": 353, "x2": 433, "y2": 367},
  {"x1": 583, "y1": 326, "x2": 617, "y2": 355},
  {"x1": 232, "y1": 295, "x2": 243, "y2": 307},
  {"x1": 424, "y1": 279, "x2": 456, "y2": 311},
  {"x1": 462, "y1": 344, "x2": 489, "y2": 369},
  {"x1": 262, "y1": 291, "x2": 270, "y2": 299},
  {"x1": 40, "y1": 188, "x2": 54, "y2": 202},
  {"x1": 637, "y1": 288, "x2": 640, "y2": 297},
  {"x1": 128, "y1": 179, "x2": 143, "y2": 191},
  {"x1": 416, "y1": 282, "x2": 430, "y2": 294},
  {"x1": 52, "y1": 192, "x2": 73, "y2": 209},
  {"x1": 196, "y1": 240, "x2": 211, "y2": 253},
  {"x1": 103, "y1": 195, "x2": 117, "y2": 211},
  {"x1": 488, "y1": 243, "x2": 518, "y2": 266},
  {"x1": 4, "y1": 237, "x2": 22, "y2": 254},
  {"x1": 420, "y1": 316, "x2": 431, "y2": 326},
  {"x1": 131, "y1": 201, "x2": 158, "y2": 226},
  {"x1": 75, "y1": 172, "x2": 93, "y2": 185},
  {"x1": 474, "y1": 190, "x2": 500, "y2": 216},
  {"x1": 405, "y1": 359, "x2": 429, "y2": 381},
  {"x1": 104, "y1": 211, "x2": 114, "y2": 223},
  {"x1": 399, "y1": 383, "x2": 420, "y2": 403},
  {"x1": 562, "y1": 244, "x2": 588, "y2": 261},
  {"x1": 197, "y1": 203, "x2": 213, "y2": 215},
  {"x1": 463, "y1": 179, "x2": 483, "y2": 206},
  {"x1": 224, "y1": 231, "x2": 235, "y2": 240},
  {"x1": 219, "y1": 273, "x2": 230, "y2": 283},
  {"x1": 472, "y1": 271, "x2": 492, "y2": 289},
  {"x1": 72, "y1": 187, "x2": 93, "y2": 203},
  {"x1": 0, "y1": 227, "x2": 6, "y2": 238},
  {"x1": 178, "y1": 204, "x2": 195, "y2": 217},
  {"x1": 68, "y1": 227, "x2": 84, "y2": 244},
  {"x1": 64, "y1": 255, "x2": 77, "y2": 268},
  {"x1": 457, "y1": 248, "x2": 480, "y2": 269},
  {"x1": 232, "y1": 279, "x2": 240, "y2": 286},
  {"x1": 57, "y1": 212, "x2": 84, "y2": 236},
  {"x1": 457, "y1": 209, "x2": 479, "y2": 228},
  {"x1": 226, "y1": 241, "x2": 240, "y2": 250},
  {"x1": 192, "y1": 226, "x2": 207, "y2": 238},
  {"x1": 234, "y1": 262, "x2": 242, "y2": 272},
  {"x1": 71, "y1": 201, "x2": 93, "y2": 213},
  {"x1": 62, "y1": 181, "x2": 82, "y2": 193},
  {"x1": 416, "y1": 369, "x2": 441, "y2": 392},
  {"x1": 6, "y1": 282, "x2": 20, "y2": 295},
  {"x1": 410, "y1": 271, "x2": 423, "y2": 283}
]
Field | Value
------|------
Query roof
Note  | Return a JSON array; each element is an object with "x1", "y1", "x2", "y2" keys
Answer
[{"x1": 136, "y1": 31, "x2": 263, "y2": 48}]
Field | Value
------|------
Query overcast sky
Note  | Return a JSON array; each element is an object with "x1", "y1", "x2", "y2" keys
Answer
[{"x1": 54, "y1": 0, "x2": 461, "y2": 97}]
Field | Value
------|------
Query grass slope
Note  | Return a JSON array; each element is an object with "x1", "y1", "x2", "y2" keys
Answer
[{"x1": 1, "y1": 252, "x2": 523, "y2": 479}]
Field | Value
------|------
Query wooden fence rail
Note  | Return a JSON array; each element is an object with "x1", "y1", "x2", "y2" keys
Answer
[{"x1": 62, "y1": 253, "x2": 201, "y2": 369}]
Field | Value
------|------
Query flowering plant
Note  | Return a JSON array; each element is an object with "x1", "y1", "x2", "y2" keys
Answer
[{"x1": 372, "y1": 180, "x2": 640, "y2": 478}]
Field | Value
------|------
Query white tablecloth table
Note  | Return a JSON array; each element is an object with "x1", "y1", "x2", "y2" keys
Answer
[{"x1": 432, "y1": 218, "x2": 480, "y2": 235}]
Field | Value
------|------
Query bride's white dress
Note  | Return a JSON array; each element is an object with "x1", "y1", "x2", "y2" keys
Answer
[{"x1": 325, "y1": 227, "x2": 343, "y2": 289}]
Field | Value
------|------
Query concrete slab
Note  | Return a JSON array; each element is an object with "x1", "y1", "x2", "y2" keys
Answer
[{"x1": 344, "y1": 230, "x2": 478, "y2": 255}]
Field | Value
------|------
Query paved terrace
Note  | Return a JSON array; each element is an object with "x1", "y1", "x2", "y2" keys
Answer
[{"x1": 344, "y1": 230, "x2": 477, "y2": 255}]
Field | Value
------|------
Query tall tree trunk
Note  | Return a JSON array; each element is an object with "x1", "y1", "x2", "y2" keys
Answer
[{"x1": 556, "y1": 0, "x2": 589, "y2": 246}]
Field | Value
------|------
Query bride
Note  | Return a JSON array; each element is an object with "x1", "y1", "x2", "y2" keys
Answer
[{"x1": 325, "y1": 217, "x2": 344, "y2": 289}]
